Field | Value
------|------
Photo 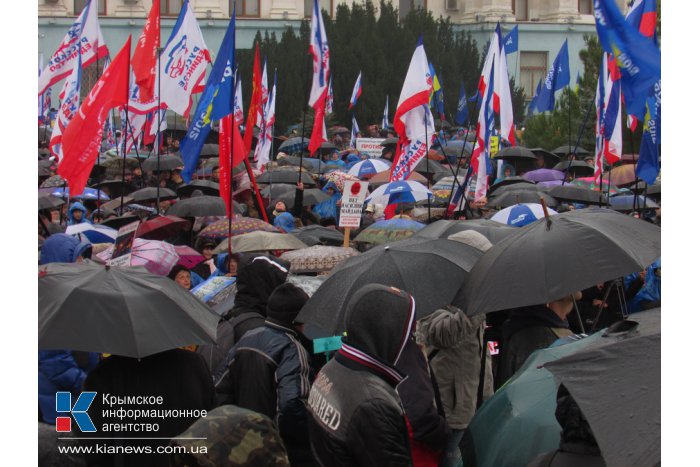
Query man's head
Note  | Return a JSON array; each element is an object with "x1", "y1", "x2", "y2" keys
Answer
[
  {"x1": 274, "y1": 201, "x2": 287, "y2": 213},
  {"x1": 266, "y1": 283, "x2": 309, "y2": 330}
]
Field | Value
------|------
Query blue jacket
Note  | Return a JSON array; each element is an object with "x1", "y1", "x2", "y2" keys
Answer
[
  {"x1": 67, "y1": 201, "x2": 90, "y2": 225},
  {"x1": 274, "y1": 212, "x2": 296, "y2": 233},
  {"x1": 313, "y1": 181, "x2": 342, "y2": 222},
  {"x1": 39, "y1": 234, "x2": 92, "y2": 265},
  {"x1": 628, "y1": 259, "x2": 661, "y2": 313}
]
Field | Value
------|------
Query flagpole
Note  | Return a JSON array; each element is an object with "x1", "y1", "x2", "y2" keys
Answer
[
  {"x1": 562, "y1": 98, "x2": 595, "y2": 185},
  {"x1": 155, "y1": 48, "x2": 163, "y2": 213},
  {"x1": 424, "y1": 105, "x2": 431, "y2": 222},
  {"x1": 228, "y1": 95, "x2": 235, "y2": 258},
  {"x1": 298, "y1": 52, "x2": 312, "y2": 182},
  {"x1": 120, "y1": 104, "x2": 130, "y2": 215},
  {"x1": 446, "y1": 94, "x2": 480, "y2": 219}
]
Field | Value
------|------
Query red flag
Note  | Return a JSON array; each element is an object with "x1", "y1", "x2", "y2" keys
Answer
[
  {"x1": 243, "y1": 43, "x2": 262, "y2": 156},
  {"x1": 132, "y1": 0, "x2": 160, "y2": 102},
  {"x1": 219, "y1": 114, "x2": 246, "y2": 217},
  {"x1": 308, "y1": 88, "x2": 328, "y2": 156},
  {"x1": 59, "y1": 37, "x2": 131, "y2": 196}
]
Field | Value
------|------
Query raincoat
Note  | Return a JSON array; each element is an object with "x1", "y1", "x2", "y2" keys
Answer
[
  {"x1": 627, "y1": 259, "x2": 661, "y2": 313},
  {"x1": 313, "y1": 181, "x2": 342, "y2": 222},
  {"x1": 67, "y1": 201, "x2": 90, "y2": 225},
  {"x1": 273, "y1": 212, "x2": 296, "y2": 233}
]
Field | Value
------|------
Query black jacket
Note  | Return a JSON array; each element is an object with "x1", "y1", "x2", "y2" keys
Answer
[{"x1": 307, "y1": 284, "x2": 416, "y2": 467}]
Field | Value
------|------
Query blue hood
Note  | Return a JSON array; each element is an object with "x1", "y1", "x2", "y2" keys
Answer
[
  {"x1": 68, "y1": 202, "x2": 89, "y2": 225},
  {"x1": 273, "y1": 212, "x2": 296, "y2": 233},
  {"x1": 40, "y1": 234, "x2": 92, "y2": 265}
]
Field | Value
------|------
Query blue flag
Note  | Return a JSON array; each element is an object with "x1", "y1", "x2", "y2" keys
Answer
[
  {"x1": 636, "y1": 81, "x2": 660, "y2": 184},
  {"x1": 455, "y1": 81, "x2": 469, "y2": 125},
  {"x1": 503, "y1": 26, "x2": 518, "y2": 55},
  {"x1": 594, "y1": 0, "x2": 660, "y2": 120},
  {"x1": 527, "y1": 78, "x2": 542, "y2": 116},
  {"x1": 180, "y1": 12, "x2": 236, "y2": 183},
  {"x1": 535, "y1": 40, "x2": 570, "y2": 113}
]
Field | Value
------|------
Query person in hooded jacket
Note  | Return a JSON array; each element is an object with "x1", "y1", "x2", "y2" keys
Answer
[
  {"x1": 215, "y1": 283, "x2": 313, "y2": 465},
  {"x1": 38, "y1": 234, "x2": 98, "y2": 424},
  {"x1": 312, "y1": 181, "x2": 342, "y2": 224},
  {"x1": 274, "y1": 212, "x2": 297, "y2": 233},
  {"x1": 67, "y1": 201, "x2": 90, "y2": 225},
  {"x1": 307, "y1": 284, "x2": 416, "y2": 467}
]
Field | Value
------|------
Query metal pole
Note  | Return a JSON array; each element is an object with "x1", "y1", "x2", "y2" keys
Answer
[
  {"x1": 298, "y1": 52, "x2": 312, "y2": 182},
  {"x1": 155, "y1": 48, "x2": 163, "y2": 212},
  {"x1": 562, "y1": 98, "x2": 595, "y2": 185}
]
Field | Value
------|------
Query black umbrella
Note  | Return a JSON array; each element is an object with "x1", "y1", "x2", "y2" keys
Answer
[
  {"x1": 277, "y1": 188, "x2": 331, "y2": 207},
  {"x1": 553, "y1": 160, "x2": 595, "y2": 177},
  {"x1": 141, "y1": 154, "x2": 184, "y2": 172},
  {"x1": 166, "y1": 196, "x2": 228, "y2": 217},
  {"x1": 260, "y1": 184, "x2": 295, "y2": 199},
  {"x1": 90, "y1": 179, "x2": 137, "y2": 198},
  {"x1": 486, "y1": 190, "x2": 558, "y2": 209},
  {"x1": 296, "y1": 237, "x2": 484, "y2": 338},
  {"x1": 463, "y1": 208, "x2": 660, "y2": 315},
  {"x1": 413, "y1": 158, "x2": 445, "y2": 176},
  {"x1": 177, "y1": 180, "x2": 220, "y2": 197},
  {"x1": 545, "y1": 328, "x2": 660, "y2": 467},
  {"x1": 277, "y1": 155, "x2": 324, "y2": 172},
  {"x1": 528, "y1": 148, "x2": 561, "y2": 168},
  {"x1": 291, "y1": 225, "x2": 345, "y2": 247},
  {"x1": 551, "y1": 145, "x2": 590, "y2": 157},
  {"x1": 546, "y1": 185, "x2": 608, "y2": 204},
  {"x1": 130, "y1": 187, "x2": 178, "y2": 203},
  {"x1": 39, "y1": 262, "x2": 219, "y2": 358},
  {"x1": 380, "y1": 137, "x2": 399, "y2": 147},
  {"x1": 38, "y1": 159, "x2": 56, "y2": 177},
  {"x1": 278, "y1": 137, "x2": 310, "y2": 153},
  {"x1": 100, "y1": 214, "x2": 142, "y2": 230},
  {"x1": 489, "y1": 179, "x2": 537, "y2": 196},
  {"x1": 200, "y1": 143, "x2": 219, "y2": 157},
  {"x1": 256, "y1": 170, "x2": 316, "y2": 185},
  {"x1": 415, "y1": 219, "x2": 517, "y2": 244},
  {"x1": 608, "y1": 194, "x2": 659, "y2": 212},
  {"x1": 38, "y1": 193, "x2": 66, "y2": 210},
  {"x1": 494, "y1": 146, "x2": 537, "y2": 160}
]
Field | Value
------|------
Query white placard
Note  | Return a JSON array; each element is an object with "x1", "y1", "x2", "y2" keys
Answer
[
  {"x1": 339, "y1": 181, "x2": 369, "y2": 228},
  {"x1": 355, "y1": 138, "x2": 387, "y2": 159}
]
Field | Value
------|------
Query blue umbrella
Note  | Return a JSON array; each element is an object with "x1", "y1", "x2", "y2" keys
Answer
[
  {"x1": 65, "y1": 224, "x2": 118, "y2": 244},
  {"x1": 366, "y1": 180, "x2": 433, "y2": 205},
  {"x1": 40, "y1": 187, "x2": 110, "y2": 201},
  {"x1": 490, "y1": 203, "x2": 557, "y2": 227},
  {"x1": 347, "y1": 159, "x2": 391, "y2": 179}
]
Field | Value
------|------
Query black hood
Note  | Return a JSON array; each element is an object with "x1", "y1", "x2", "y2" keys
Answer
[
  {"x1": 501, "y1": 304, "x2": 569, "y2": 342},
  {"x1": 232, "y1": 254, "x2": 290, "y2": 317},
  {"x1": 343, "y1": 284, "x2": 416, "y2": 366}
]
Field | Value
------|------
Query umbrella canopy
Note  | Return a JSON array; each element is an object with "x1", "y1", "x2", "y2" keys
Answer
[
  {"x1": 347, "y1": 159, "x2": 391, "y2": 179},
  {"x1": 528, "y1": 148, "x2": 561, "y2": 168},
  {"x1": 100, "y1": 214, "x2": 141, "y2": 230},
  {"x1": 551, "y1": 145, "x2": 590, "y2": 157},
  {"x1": 443, "y1": 140, "x2": 475, "y2": 158},
  {"x1": 296, "y1": 237, "x2": 484, "y2": 338},
  {"x1": 322, "y1": 171, "x2": 359, "y2": 192},
  {"x1": 173, "y1": 245, "x2": 205, "y2": 269},
  {"x1": 416, "y1": 219, "x2": 517, "y2": 244},
  {"x1": 200, "y1": 143, "x2": 219, "y2": 157},
  {"x1": 413, "y1": 158, "x2": 445, "y2": 176},
  {"x1": 40, "y1": 175, "x2": 66, "y2": 188},
  {"x1": 135, "y1": 215, "x2": 191, "y2": 240},
  {"x1": 366, "y1": 180, "x2": 433, "y2": 205},
  {"x1": 535, "y1": 180, "x2": 574, "y2": 188},
  {"x1": 608, "y1": 194, "x2": 659, "y2": 211},
  {"x1": 90, "y1": 179, "x2": 138, "y2": 198},
  {"x1": 287, "y1": 274, "x2": 328, "y2": 297},
  {"x1": 291, "y1": 225, "x2": 345, "y2": 247},
  {"x1": 39, "y1": 262, "x2": 218, "y2": 358},
  {"x1": 277, "y1": 155, "x2": 324, "y2": 172},
  {"x1": 486, "y1": 190, "x2": 558, "y2": 209},
  {"x1": 177, "y1": 180, "x2": 220, "y2": 197},
  {"x1": 523, "y1": 168, "x2": 565, "y2": 183},
  {"x1": 430, "y1": 177, "x2": 460, "y2": 203},
  {"x1": 278, "y1": 136, "x2": 310, "y2": 153},
  {"x1": 213, "y1": 231, "x2": 307, "y2": 254},
  {"x1": 260, "y1": 183, "x2": 295, "y2": 200},
  {"x1": 490, "y1": 203, "x2": 558, "y2": 227},
  {"x1": 464, "y1": 208, "x2": 661, "y2": 315},
  {"x1": 545, "y1": 327, "x2": 660, "y2": 467},
  {"x1": 354, "y1": 218, "x2": 425, "y2": 245},
  {"x1": 141, "y1": 154, "x2": 184, "y2": 172},
  {"x1": 256, "y1": 170, "x2": 316, "y2": 185},
  {"x1": 603, "y1": 163, "x2": 638, "y2": 186},
  {"x1": 276, "y1": 188, "x2": 331, "y2": 207},
  {"x1": 546, "y1": 185, "x2": 608, "y2": 204},
  {"x1": 97, "y1": 238, "x2": 180, "y2": 276},
  {"x1": 368, "y1": 170, "x2": 427, "y2": 186},
  {"x1": 553, "y1": 160, "x2": 595, "y2": 177},
  {"x1": 130, "y1": 187, "x2": 178, "y2": 203},
  {"x1": 571, "y1": 177, "x2": 620, "y2": 194},
  {"x1": 38, "y1": 193, "x2": 66, "y2": 210},
  {"x1": 489, "y1": 177, "x2": 535, "y2": 194},
  {"x1": 198, "y1": 217, "x2": 280, "y2": 241},
  {"x1": 166, "y1": 196, "x2": 228, "y2": 217},
  {"x1": 380, "y1": 137, "x2": 399, "y2": 147},
  {"x1": 65, "y1": 224, "x2": 118, "y2": 244},
  {"x1": 494, "y1": 146, "x2": 537, "y2": 160},
  {"x1": 40, "y1": 186, "x2": 110, "y2": 201},
  {"x1": 280, "y1": 245, "x2": 359, "y2": 274}
]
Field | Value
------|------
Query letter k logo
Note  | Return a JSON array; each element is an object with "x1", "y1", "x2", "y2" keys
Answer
[{"x1": 55, "y1": 392, "x2": 97, "y2": 433}]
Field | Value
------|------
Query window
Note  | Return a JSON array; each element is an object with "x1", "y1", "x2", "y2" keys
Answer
[
  {"x1": 232, "y1": 0, "x2": 260, "y2": 17},
  {"x1": 399, "y1": 0, "x2": 426, "y2": 19},
  {"x1": 304, "y1": 0, "x2": 334, "y2": 18},
  {"x1": 520, "y1": 51, "x2": 548, "y2": 98},
  {"x1": 512, "y1": 0, "x2": 528, "y2": 21},
  {"x1": 579, "y1": 0, "x2": 592, "y2": 14},
  {"x1": 74, "y1": 0, "x2": 106, "y2": 16},
  {"x1": 161, "y1": 0, "x2": 184, "y2": 17},
  {"x1": 445, "y1": 0, "x2": 458, "y2": 11},
  {"x1": 80, "y1": 57, "x2": 107, "y2": 100}
]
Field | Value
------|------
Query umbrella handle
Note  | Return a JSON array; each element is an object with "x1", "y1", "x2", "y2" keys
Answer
[{"x1": 539, "y1": 197, "x2": 552, "y2": 230}]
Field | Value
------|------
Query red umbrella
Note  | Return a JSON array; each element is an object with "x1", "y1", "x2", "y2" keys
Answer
[
  {"x1": 174, "y1": 245, "x2": 206, "y2": 269},
  {"x1": 135, "y1": 215, "x2": 191, "y2": 241}
]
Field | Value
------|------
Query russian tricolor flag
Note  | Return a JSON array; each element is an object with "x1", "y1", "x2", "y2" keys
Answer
[{"x1": 349, "y1": 72, "x2": 362, "y2": 109}]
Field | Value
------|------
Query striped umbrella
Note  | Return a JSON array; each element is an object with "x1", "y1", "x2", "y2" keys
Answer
[
  {"x1": 490, "y1": 203, "x2": 558, "y2": 227},
  {"x1": 197, "y1": 217, "x2": 281, "y2": 241},
  {"x1": 366, "y1": 180, "x2": 433, "y2": 205},
  {"x1": 347, "y1": 159, "x2": 391, "y2": 179}
]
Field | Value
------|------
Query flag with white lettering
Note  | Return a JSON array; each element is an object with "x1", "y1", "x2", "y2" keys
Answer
[{"x1": 49, "y1": 50, "x2": 82, "y2": 161}]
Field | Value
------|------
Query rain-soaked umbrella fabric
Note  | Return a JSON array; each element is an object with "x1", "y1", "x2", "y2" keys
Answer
[
  {"x1": 212, "y1": 231, "x2": 307, "y2": 254},
  {"x1": 354, "y1": 218, "x2": 425, "y2": 244},
  {"x1": 292, "y1": 225, "x2": 345, "y2": 247},
  {"x1": 97, "y1": 238, "x2": 180, "y2": 276},
  {"x1": 464, "y1": 208, "x2": 661, "y2": 315},
  {"x1": 177, "y1": 180, "x2": 220, "y2": 197},
  {"x1": 166, "y1": 196, "x2": 229, "y2": 217},
  {"x1": 287, "y1": 274, "x2": 327, "y2": 297},
  {"x1": 260, "y1": 183, "x2": 295, "y2": 200},
  {"x1": 280, "y1": 245, "x2": 359, "y2": 274},
  {"x1": 38, "y1": 262, "x2": 219, "y2": 358},
  {"x1": 198, "y1": 217, "x2": 280, "y2": 241},
  {"x1": 277, "y1": 155, "x2": 323, "y2": 172},
  {"x1": 608, "y1": 194, "x2": 659, "y2": 211},
  {"x1": 488, "y1": 178, "x2": 535, "y2": 194},
  {"x1": 347, "y1": 159, "x2": 391, "y2": 179},
  {"x1": 191, "y1": 275, "x2": 237, "y2": 317},
  {"x1": 545, "y1": 321, "x2": 660, "y2": 467},
  {"x1": 523, "y1": 169, "x2": 565, "y2": 183},
  {"x1": 141, "y1": 154, "x2": 184, "y2": 172},
  {"x1": 486, "y1": 190, "x2": 558, "y2": 209},
  {"x1": 256, "y1": 170, "x2": 316, "y2": 185},
  {"x1": 553, "y1": 160, "x2": 595, "y2": 176},
  {"x1": 40, "y1": 187, "x2": 110, "y2": 201},
  {"x1": 278, "y1": 137, "x2": 310, "y2": 153},
  {"x1": 296, "y1": 237, "x2": 483, "y2": 338},
  {"x1": 528, "y1": 148, "x2": 561, "y2": 167},
  {"x1": 494, "y1": 146, "x2": 537, "y2": 160},
  {"x1": 38, "y1": 193, "x2": 66, "y2": 210},
  {"x1": 545, "y1": 185, "x2": 608, "y2": 204},
  {"x1": 551, "y1": 145, "x2": 590, "y2": 157},
  {"x1": 135, "y1": 215, "x2": 191, "y2": 240},
  {"x1": 130, "y1": 187, "x2": 178, "y2": 203},
  {"x1": 100, "y1": 214, "x2": 141, "y2": 230},
  {"x1": 65, "y1": 224, "x2": 118, "y2": 244},
  {"x1": 40, "y1": 175, "x2": 66, "y2": 188},
  {"x1": 415, "y1": 219, "x2": 517, "y2": 244},
  {"x1": 276, "y1": 188, "x2": 331, "y2": 207},
  {"x1": 490, "y1": 203, "x2": 558, "y2": 227},
  {"x1": 603, "y1": 163, "x2": 638, "y2": 186}
]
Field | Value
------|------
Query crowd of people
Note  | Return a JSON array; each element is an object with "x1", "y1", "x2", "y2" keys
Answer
[{"x1": 38, "y1": 122, "x2": 661, "y2": 467}]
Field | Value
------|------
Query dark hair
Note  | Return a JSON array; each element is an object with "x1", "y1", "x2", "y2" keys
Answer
[
  {"x1": 319, "y1": 217, "x2": 336, "y2": 227},
  {"x1": 168, "y1": 264, "x2": 190, "y2": 280}
]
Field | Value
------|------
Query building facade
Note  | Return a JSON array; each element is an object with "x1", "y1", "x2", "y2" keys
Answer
[{"x1": 38, "y1": 0, "x2": 628, "y2": 102}]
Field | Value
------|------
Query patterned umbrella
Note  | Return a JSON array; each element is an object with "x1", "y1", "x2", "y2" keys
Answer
[
  {"x1": 135, "y1": 215, "x2": 191, "y2": 240},
  {"x1": 431, "y1": 176, "x2": 459, "y2": 203},
  {"x1": 39, "y1": 186, "x2": 110, "y2": 201},
  {"x1": 571, "y1": 177, "x2": 620, "y2": 194},
  {"x1": 213, "y1": 231, "x2": 307, "y2": 254},
  {"x1": 197, "y1": 217, "x2": 281, "y2": 241},
  {"x1": 322, "y1": 171, "x2": 359, "y2": 192},
  {"x1": 40, "y1": 175, "x2": 66, "y2": 188},
  {"x1": 174, "y1": 245, "x2": 205, "y2": 269},
  {"x1": 96, "y1": 238, "x2": 179, "y2": 276},
  {"x1": 354, "y1": 218, "x2": 425, "y2": 245},
  {"x1": 281, "y1": 245, "x2": 359, "y2": 274}
]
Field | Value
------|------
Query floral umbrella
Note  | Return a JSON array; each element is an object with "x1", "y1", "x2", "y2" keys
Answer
[
  {"x1": 354, "y1": 218, "x2": 426, "y2": 245},
  {"x1": 281, "y1": 245, "x2": 359, "y2": 274},
  {"x1": 96, "y1": 238, "x2": 179, "y2": 276},
  {"x1": 197, "y1": 217, "x2": 281, "y2": 241},
  {"x1": 322, "y1": 171, "x2": 359, "y2": 192}
]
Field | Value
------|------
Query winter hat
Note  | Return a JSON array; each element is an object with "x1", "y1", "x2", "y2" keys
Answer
[{"x1": 266, "y1": 282, "x2": 309, "y2": 327}]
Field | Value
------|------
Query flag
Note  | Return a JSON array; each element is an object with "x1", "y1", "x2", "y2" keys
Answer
[
  {"x1": 40, "y1": 88, "x2": 52, "y2": 126},
  {"x1": 243, "y1": 43, "x2": 262, "y2": 156},
  {"x1": 58, "y1": 36, "x2": 130, "y2": 196},
  {"x1": 38, "y1": 0, "x2": 108, "y2": 95},
  {"x1": 158, "y1": 0, "x2": 211, "y2": 117},
  {"x1": 349, "y1": 72, "x2": 362, "y2": 109},
  {"x1": 255, "y1": 70, "x2": 277, "y2": 170},
  {"x1": 390, "y1": 37, "x2": 435, "y2": 182},
  {"x1": 382, "y1": 96, "x2": 390, "y2": 130},
  {"x1": 527, "y1": 79, "x2": 542, "y2": 116},
  {"x1": 495, "y1": 24, "x2": 516, "y2": 145},
  {"x1": 534, "y1": 39, "x2": 570, "y2": 113},
  {"x1": 594, "y1": 0, "x2": 660, "y2": 120},
  {"x1": 625, "y1": 0, "x2": 657, "y2": 130},
  {"x1": 180, "y1": 15, "x2": 237, "y2": 183},
  {"x1": 636, "y1": 81, "x2": 660, "y2": 184},
  {"x1": 234, "y1": 73, "x2": 245, "y2": 126},
  {"x1": 132, "y1": 0, "x2": 160, "y2": 102},
  {"x1": 455, "y1": 82, "x2": 469, "y2": 126},
  {"x1": 308, "y1": 0, "x2": 330, "y2": 108},
  {"x1": 256, "y1": 59, "x2": 269, "y2": 128},
  {"x1": 325, "y1": 76, "x2": 334, "y2": 114},
  {"x1": 309, "y1": 89, "x2": 329, "y2": 156},
  {"x1": 428, "y1": 62, "x2": 444, "y2": 119},
  {"x1": 602, "y1": 55, "x2": 623, "y2": 165},
  {"x1": 49, "y1": 50, "x2": 82, "y2": 161},
  {"x1": 350, "y1": 114, "x2": 359, "y2": 148},
  {"x1": 503, "y1": 25, "x2": 518, "y2": 54}
]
